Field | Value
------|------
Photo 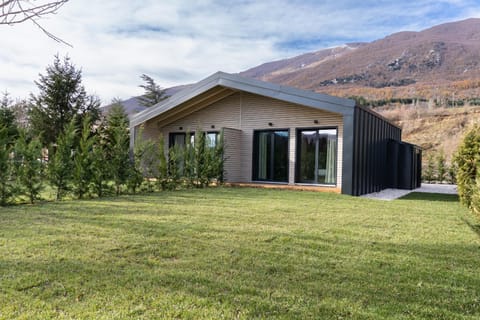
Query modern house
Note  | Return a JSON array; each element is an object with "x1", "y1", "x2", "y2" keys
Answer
[{"x1": 130, "y1": 72, "x2": 421, "y2": 196}]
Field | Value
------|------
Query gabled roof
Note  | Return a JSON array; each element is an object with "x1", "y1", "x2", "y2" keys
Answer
[{"x1": 130, "y1": 71, "x2": 356, "y2": 128}]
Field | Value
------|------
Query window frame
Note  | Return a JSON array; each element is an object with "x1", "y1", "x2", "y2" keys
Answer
[
  {"x1": 169, "y1": 131, "x2": 220, "y2": 148},
  {"x1": 252, "y1": 128, "x2": 290, "y2": 183},
  {"x1": 169, "y1": 132, "x2": 186, "y2": 148},
  {"x1": 295, "y1": 126, "x2": 338, "y2": 185}
]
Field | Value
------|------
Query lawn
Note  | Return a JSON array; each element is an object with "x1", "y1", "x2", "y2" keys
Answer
[{"x1": 0, "y1": 187, "x2": 479, "y2": 319}]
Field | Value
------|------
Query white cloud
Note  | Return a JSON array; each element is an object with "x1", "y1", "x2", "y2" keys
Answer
[{"x1": 0, "y1": 0, "x2": 478, "y2": 103}]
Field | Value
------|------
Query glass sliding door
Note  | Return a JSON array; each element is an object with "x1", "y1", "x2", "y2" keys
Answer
[
  {"x1": 296, "y1": 128, "x2": 337, "y2": 185},
  {"x1": 253, "y1": 130, "x2": 289, "y2": 182}
]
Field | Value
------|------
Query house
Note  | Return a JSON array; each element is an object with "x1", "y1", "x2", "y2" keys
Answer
[{"x1": 130, "y1": 72, "x2": 421, "y2": 196}]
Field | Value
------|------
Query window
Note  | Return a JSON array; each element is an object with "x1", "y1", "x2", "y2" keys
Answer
[
  {"x1": 253, "y1": 130, "x2": 289, "y2": 182},
  {"x1": 206, "y1": 132, "x2": 218, "y2": 148},
  {"x1": 296, "y1": 128, "x2": 337, "y2": 185},
  {"x1": 168, "y1": 131, "x2": 220, "y2": 176},
  {"x1": 169, "y1": 131, "x2": 219, "y2": 148},
  {"x1": 169, "y1": 132, "x2": 186, "y2": 148}
]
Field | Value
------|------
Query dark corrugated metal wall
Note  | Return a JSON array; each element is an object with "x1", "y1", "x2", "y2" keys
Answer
[
  {"x1": 387, "y1": 141, "x2": 422, "y2": 190},
  {"x1": 351, "y1": 107, "x2": 402, "y2": 196}
]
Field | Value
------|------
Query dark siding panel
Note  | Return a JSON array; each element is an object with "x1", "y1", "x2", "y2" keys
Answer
[
  {"x1": 361, "y1": 111, "x2": 368, "y2": 195},
  {"x1": 388, "y1": 141, "x2": 422, "y2": 190},
  {"x1": 351, "y1": 107, "x2": 403, "y2": 196},
  {"x1": 375, "y1": 117, "x2": 381, "y2": 191},
  {"x1": 352, "y1": 108, "x2": 361, "y2": 195},
  {"x1": 364, "y1": 114, "x2": 370, "y2": 194},
  {"x1": 373, "y1": 117, "x2": 378, "y2": 192},
  {"x1": 367, "y1": 114, "x2": 373, "y2": 193}
]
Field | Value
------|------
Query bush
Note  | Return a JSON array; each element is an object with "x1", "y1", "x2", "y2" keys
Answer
[{"x1": 454, "y1": 125, "x2": 480, "y2": 214}]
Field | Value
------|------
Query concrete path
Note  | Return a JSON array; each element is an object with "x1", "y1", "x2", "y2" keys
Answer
[
  {"x1": 414, "y1": 183, "x2": 458, "y2": 194},
  {"x1": 361, "y1": 183, "x2": 457, "y2": 201}
]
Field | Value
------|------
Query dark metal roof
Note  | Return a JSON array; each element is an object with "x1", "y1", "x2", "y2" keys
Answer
[{"x1": 130, "y1": 71, "x2": 357, "y2": 128}]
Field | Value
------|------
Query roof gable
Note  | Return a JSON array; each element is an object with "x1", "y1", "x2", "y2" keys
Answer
[{"x1": 130, "y1": 71, "x2": 356, "y2": 128}]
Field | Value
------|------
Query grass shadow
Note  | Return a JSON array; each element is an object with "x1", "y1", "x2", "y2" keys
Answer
[
  {"x1": 462, "y1": 217, "x2": 480, "y2": 239},
  {"x1": 398, "y1": 192, "x2": 459, "y2": 202}
]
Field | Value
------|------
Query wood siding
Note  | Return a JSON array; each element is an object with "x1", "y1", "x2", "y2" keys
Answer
[
  {"x1": 142, "y1": 92, "x2": 344, "y2": 190},
  {"x1": 223, "y1": 128, "x2": 242, "y2": 182}
]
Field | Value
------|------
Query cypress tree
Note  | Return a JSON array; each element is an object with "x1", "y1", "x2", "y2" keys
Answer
[
  {"x1": 194, "y1": 131, "x2": 207, "y2": 187},
  {"x1": 212, "y1": 131, "x2": 224, "y2": 184},
  {"x1": 0, "y1": 126, "x2": 15, "y2": 205},
  {"x1": 454, "y1": 125, "x2": 480, "y2": 213},
  {"x1": 424, "y1": 154, "x2": 435, "y2": 183},
  {"x1": 447, "y1": 161, "x2": 457, "y2": 184},
  {"x1": 90, "y1": 130, "x2": 110, "y2": 198},
  {"x1": 29, "y1": 55, "x2": 100, "y2": 147},
  {"x1": 72, "y1": 117, "x2": 95, "y2": 199},
  {"x1": 0, "y1": 92, "x2": 19, "y2": 145},
  {"x1": 14, "y1": 131, "x2": 44, "y2": 204},
  {"x1": 184, "y1": 131, "x2": 195, "y2": 188},
  {"x1": 48, "y1": 119, "x2": 76, "y2": 200},
  {"x1": 110, "y1": 126, "x2": 131, "y2": 196},
  {"x1": 104, "y1": 102, "x2": 131, "y2": 196},
  {"x1": 133, "y1": 127, "x2": 158, "y2": 193},
  {"x1": 167, "y1": 145, "x2": 182, "y2": 190},
  {"x1": 436, "y1": 151, "x2": 447, "y2": 184},
  {"x1": 157, "y1": 134, "x2": 168, "y2": 191}
]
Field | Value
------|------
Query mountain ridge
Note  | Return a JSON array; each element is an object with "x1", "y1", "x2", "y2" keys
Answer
[
  {"x1": 240, "y1": 18, "x2": 480, "y2": 98},
  {"x1": 121, "y1": 18, "x2": 480, "y2": 160}
]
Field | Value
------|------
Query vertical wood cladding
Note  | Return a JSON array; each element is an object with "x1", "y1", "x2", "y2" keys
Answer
[{"x1": 351, "y1": 107, "x2": 401, "y2": 196}]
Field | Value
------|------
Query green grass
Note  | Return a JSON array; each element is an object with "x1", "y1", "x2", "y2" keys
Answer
[{"x1": 1, "y1": 188, "x2": 479, "y2": 319}]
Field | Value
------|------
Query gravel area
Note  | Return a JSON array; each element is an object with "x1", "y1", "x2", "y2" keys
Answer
[{"x1": 361, "y1": 183, "x2": 457, "y2": 201}]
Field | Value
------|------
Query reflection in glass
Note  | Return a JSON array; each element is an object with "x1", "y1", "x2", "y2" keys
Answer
[{"x1": 297, "y1": 129, "x2": 337, "y2": 184}]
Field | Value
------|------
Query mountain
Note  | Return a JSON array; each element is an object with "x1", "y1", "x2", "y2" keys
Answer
[
  {"x1": 240, "y1": 18, "x2": 480, "y2": 98},
  {"x1": 239, "y1": 18, "x2": 480, "y2": 159},
  {"x1": 120, "y1": 18, "x2": 480, "y2": 114},
  {"x1": 119, "y1": 18, "x2": 480, "y2": 159}
]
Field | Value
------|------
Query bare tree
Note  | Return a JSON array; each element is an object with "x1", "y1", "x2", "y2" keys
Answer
[{"x1": 0, "y1": 0, "x2": 70, "y2": 45}]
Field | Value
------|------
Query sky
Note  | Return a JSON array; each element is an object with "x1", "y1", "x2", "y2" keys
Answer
[{"x1": 0, "y1": 0, "x2": 479, "y2": 105}]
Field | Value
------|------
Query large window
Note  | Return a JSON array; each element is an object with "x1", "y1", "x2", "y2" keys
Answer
[
  {"x1": 296, "y1": 128, "x2": 337, "y2": 185},
  {"x1": 253, "y1": 130, "x2": 289, "y2": 182}
]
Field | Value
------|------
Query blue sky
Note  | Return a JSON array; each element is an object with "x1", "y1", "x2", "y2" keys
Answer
[{"x1": 0, "y1": 0, "x2": 478, "y2": 103}]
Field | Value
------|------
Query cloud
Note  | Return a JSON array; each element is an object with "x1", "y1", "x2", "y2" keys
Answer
[{"x1": 0, "y1": 0, "x2": 478, "y2": 103}]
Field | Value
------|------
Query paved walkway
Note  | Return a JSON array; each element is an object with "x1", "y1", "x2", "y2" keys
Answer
[{"x1": 361, "y1": 183, "x2": 457, "y2": 201}]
